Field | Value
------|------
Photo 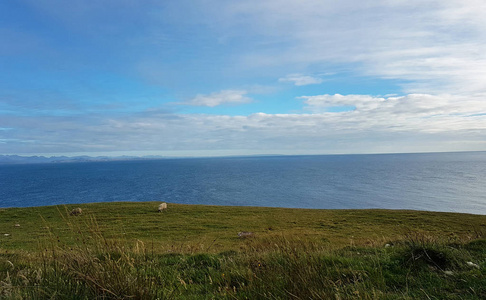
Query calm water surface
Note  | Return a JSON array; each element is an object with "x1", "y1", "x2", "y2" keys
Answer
[{"x1": 0, "y1": 152, "x2": 485, "y2": 214}]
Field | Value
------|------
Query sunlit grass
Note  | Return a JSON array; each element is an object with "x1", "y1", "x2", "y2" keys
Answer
[{"x1": 1, "y1": 202, "x2": 486, "y2": 298}]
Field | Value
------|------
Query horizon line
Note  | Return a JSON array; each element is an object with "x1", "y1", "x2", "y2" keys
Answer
[{"x1": 1, "y1": 149, "x2": 484, "y2": 160}]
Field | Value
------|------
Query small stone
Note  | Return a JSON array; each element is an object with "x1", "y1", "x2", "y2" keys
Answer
[
  {"x1": 14, "y1": 224, "x2": 20, "y2": 227},
  {"x1": 466, "y1": 261, "x2": 480, "y2": 269},
  {"x1": 385, "y1": 243, "x2": 391, "y2": 248},
  {"x1": 4, "y1": 233, "x2": 10, "y2": 237},
  {"x1": 238, "y1": 231, "x2": 254, "y2": 238},
  {"x1": 444, "y1": 271, "x2": 454, "y2": 276}
]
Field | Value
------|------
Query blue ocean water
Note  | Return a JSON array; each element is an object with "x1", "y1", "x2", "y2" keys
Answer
[{"x1": 0, "y1": 152, "x2": 485, "y2": 214}]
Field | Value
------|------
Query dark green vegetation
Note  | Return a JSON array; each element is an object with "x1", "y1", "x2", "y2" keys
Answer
[{"x1": 1, "y1": 202, "x2": 486, "y2": 299}]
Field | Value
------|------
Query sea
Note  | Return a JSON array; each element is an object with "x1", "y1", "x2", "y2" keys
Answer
[{"x1": 1, "y1": 152, "x2": 485, "y2": 214}]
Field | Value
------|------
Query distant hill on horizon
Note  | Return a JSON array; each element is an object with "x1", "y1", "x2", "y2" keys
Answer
[
  {"x1": 1, "y1": 151, "x2": 484, "y2": 165},
  {"x1": 0, "y1": 154, "x2": 165, "y2": 165}
]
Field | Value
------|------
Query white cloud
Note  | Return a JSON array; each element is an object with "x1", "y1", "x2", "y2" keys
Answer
[
  {"x1": 204, "y1": 0, "x2": 486, "y2": 94},
  {"x1": 2, "y1": 93, "x2": 485, "y2": 155},
  {"x1": 300, "y1": 93, "x2": 486, "y2": 133},
  {"x1": 278, "y1": 74, "x2": 323, "y2": 86},
  {"x1": 187, "y1": 90, "x2": 252, "y2": 107}
]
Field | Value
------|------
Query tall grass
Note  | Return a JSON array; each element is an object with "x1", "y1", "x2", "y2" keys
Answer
[{"x1": 1, "y1": 212, "x2": 486, "y2": 299}]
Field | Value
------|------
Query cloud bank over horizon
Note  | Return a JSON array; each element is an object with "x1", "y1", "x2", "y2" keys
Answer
[{"x1": 0, "y1": 0, "x2": 485, "y2": 156}]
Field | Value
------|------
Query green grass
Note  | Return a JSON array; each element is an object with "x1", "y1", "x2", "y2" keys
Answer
[{"x1": 1, "y1": 202, "x2": 486, "y2": 299}]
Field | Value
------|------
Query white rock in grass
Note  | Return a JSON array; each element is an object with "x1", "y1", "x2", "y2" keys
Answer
[
  {"x1": 238, "y1": 231, "x2": 254, "y2": 238},
  {"x1": 466, "y1": 261, "x2": 480, "y2": 269}
]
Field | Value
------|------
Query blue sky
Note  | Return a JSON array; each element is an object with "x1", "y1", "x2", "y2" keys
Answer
[{"x1": 1, "y1": 0, "x2": 485, "y2": 156}]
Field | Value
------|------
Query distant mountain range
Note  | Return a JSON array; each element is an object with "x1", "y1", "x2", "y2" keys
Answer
[{"x1": 0, "y1": 155, "x2": 167, "y2": 165}]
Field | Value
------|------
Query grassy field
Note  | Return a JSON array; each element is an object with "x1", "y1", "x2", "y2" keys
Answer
[{"x1": 1, "y1": 202, "x2": 486, "y2": 299}]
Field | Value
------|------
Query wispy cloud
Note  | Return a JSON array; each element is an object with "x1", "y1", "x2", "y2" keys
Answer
[
  {"x1": 186, "y1": 90, "x2": 252, "y2": 107},
  {"x1": 2, "y1": 93, "x2": 485, "y2": 155},
  {"x1": 278, "y1": 74, "x2": 323, "y2": 86},
  {"x1": 208, "y1": 0, "x2": 486, "y2": 94},
  {"x1": 300, "y1": 93, "x2": 486, "y2": 133}
]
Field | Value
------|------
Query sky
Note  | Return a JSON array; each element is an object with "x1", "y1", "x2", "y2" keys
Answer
[{"x1": 1, "y1": 0, "x2": 485, "y2": 157}]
